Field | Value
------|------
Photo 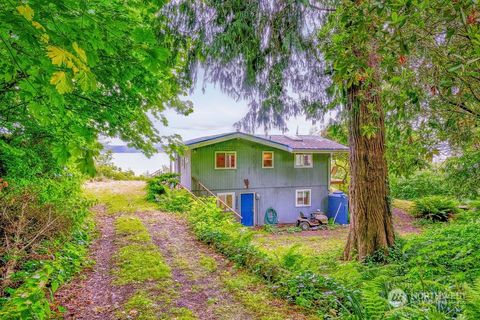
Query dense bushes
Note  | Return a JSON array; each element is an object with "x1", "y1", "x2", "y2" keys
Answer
[
  {"x1": 413, "y1": 196, "x2": 459, "y2": 221},
  {"x1": 443, "y1": 150, "x2": 480, "y2": 199},
  {"x1": 0, "y1": 175, "x2": 93, "y2": 319},
  {"x1": 390, "y1": 160, "x2": 480, "y2": 202},
  {"x1": 390, "y1": 170, "x2": 451, "y2": 200},
  {"x1": 156, "y1": 189, "x2": 192, "y2": 213},
  {"x1": 146, "y1": 173, "x2": 180, "y2": 202}
]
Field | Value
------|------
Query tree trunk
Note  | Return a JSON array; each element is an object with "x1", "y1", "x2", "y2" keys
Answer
[{"x1": 343, "y1": 79, "x2": 395, "y2": 261}]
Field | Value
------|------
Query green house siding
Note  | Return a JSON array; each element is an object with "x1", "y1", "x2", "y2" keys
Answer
[
  {"x1": 188, "y1": 138, "x2": 331, "y2": 225},
  {"x1": 191, "y1": 139, "x2": 329, "y2": 191}
]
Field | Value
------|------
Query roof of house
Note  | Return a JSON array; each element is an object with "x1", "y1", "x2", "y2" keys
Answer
[{"x1": 184, "y1": 132, "x2": 348, "y2": 153}]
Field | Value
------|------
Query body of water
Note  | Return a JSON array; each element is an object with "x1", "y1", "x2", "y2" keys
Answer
[{"x1": 111, "y1": 152, "x2": 172, "y2": 176}]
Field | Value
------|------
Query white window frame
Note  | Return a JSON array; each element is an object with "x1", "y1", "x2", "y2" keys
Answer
[
  {"x1": 294, "y1": 153, "x2": 313, "y2": 168},
  {"x1": 262, "y1": 151, "x2": 274, "y2": 168},
  {"x1": 217, "y1": 192, "x2": 236, "y2": 210},
  {"x1": 214, "y1": 151, "x2": 237, "y2": 169},
  {"x1": 295, "y1": 189, "x2": 312, "y2": 207}
]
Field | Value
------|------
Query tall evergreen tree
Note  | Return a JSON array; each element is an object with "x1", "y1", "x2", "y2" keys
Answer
[
  {"x1": 167, "y1": 0, "x2": 395, "y2": 260},
  {"x1": 166, "y1": 0, "x2": 478, "y2": 260}
]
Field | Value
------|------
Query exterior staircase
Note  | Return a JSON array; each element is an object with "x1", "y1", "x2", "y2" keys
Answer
[{"x1": 190, "y1": 176, "x2": 241, "y2": 220}]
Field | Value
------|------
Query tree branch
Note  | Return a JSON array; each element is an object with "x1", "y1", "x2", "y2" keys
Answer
[{"x1": 309, "y1": 1, "x2": 336, "y2": 12}]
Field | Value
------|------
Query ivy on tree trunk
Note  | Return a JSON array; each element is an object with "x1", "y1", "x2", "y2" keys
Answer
[{"x1": 344, "y1": 82, "x2": 395, "y2": 260}]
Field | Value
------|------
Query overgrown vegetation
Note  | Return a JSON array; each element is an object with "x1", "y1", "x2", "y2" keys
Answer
[
  {"x1": 0, "y1": 176, "x2": 94, "y2": 319},
  {"x1": 146, "y1": 173, "x2": 180, "y2": 202},
  {"x1": 1, "y1": 0, "x2": 192, "y2": 317},
  {"x1": 149, "y1": 185, "x2": 192, "y2": 213},
  {"x1": 152, "y1": 187, "x2": 480, "y2": 319},
  {"x1": 152, "y1": 190, "x2": 357, "y2": 317}
]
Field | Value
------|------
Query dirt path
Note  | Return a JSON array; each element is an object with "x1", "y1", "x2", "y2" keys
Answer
[
  {"x1": 138, "y1": 211, "x2": 254, "y2": 319},
  {"x1": 55, "y1": 206, "x2": 135, "y2": 319},
  {"x1": 55, "y1": 181, "x2": 313, "y2": 320},
  {"x1": 392, "y1": 207, "x2": 420, "y2": 235}
]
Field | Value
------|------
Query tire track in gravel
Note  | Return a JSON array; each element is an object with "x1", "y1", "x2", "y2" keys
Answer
[
  {"x1": 55, "y1": 206, "x2": 135, "y2": 320},
  {"x1": 137, "y1": 211, "x2": 253, "y2": 320}
]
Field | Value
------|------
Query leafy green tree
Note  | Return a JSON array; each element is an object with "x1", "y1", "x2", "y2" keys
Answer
[
  {"x1": 0, "y1": 0, "x2": 191, "y2": 177},
  {"x1": 167, "y1": 0, "x2": 478, "y2": 259},
  {"x1": 167, "y1": 0, "x2": 396, "y2": 260}
]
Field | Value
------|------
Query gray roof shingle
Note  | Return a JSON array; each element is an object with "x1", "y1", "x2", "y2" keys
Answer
[
  {"x1": 265, "y1": 135, "x2": 348, "y2": 151},
  {"x1": 184, "y1": 132, "x2": 348, "y2": 152}
]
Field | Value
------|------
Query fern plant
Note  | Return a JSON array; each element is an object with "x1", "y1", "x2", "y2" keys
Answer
[
  {"x1": 360, "y1": 278, "x2": 390, "y2": 319},
  {"x1": 462, "y1": 278, "x2": 480, "y2": 318}
]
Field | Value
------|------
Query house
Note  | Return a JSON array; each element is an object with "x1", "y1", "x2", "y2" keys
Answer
[{"x1": 174, "y1": 132, "x2": 348, "y2": 226}]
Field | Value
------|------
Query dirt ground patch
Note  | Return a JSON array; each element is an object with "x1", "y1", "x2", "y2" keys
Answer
[{"x1": 55, "y1": 206, "x2": 135, "y2": 320}]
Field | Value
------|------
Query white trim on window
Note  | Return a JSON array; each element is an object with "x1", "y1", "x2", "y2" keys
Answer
[
  {"x1": 294, "y1": 153, "x2": 313, "y2": 168},
  {"x1": 295, "y1": 189, "x2": 312, "y2": 207},
  {"x1": 214, "y1": 151, "x2": 237, "y2": 169},
  {"x1": 217, "y1": 192, "x2": 236, "y2": 210},
  {"x1": 262, "y1": 151, "x2": 274, "y2": 168}
]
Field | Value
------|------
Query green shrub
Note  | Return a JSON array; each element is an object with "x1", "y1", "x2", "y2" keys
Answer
[
  {"x1": 157, "y1": 188, "x2": 192, "y2": 213},
  {"x1": 0, "y1": 174, "x2": 94, "y2": 319},
  {"x1": 413, "y1": 196, "x2": 459, "y2": 221},
  {"x1": 390, "y1": 170, "x2": 451, "y2": 200},
  {"x1": 146, "y1": 173, "x2": 180, "y2": 201},
  {"x1": 469, "y1": 199, "x2": 480, "y2": 211},
  {"x1": 443, "y1": 150, "x2": 480, "y2": 199}
]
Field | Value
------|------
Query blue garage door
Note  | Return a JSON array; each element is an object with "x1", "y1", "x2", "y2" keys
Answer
[{"x1": 240, "y1": 193, "x2": 254, "y2": 226}]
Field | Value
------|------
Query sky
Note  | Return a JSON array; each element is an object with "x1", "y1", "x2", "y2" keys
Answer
[
  {"x1": 107, "y1": 83, "x2": 334, "y2": 174},
  {"x1": 153, "y1": 83, "x2": 326, "y2": 142}
]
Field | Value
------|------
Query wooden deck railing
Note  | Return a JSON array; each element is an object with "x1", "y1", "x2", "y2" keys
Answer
[
  {"x1": 177, "y1": 183, "x2": 206, "y2": 205},
  {"x1": 149, "y1": 169, "x2": 162, "y2": 177},
  {"x1": 191, "y1": 177, "x2": 242, "y2": 219}
]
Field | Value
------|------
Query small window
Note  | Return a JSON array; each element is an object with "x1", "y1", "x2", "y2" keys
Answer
[
  {"x1": 294, "y1": 153, "x2": 313, "y2": 168},
  {"x1": 262, "y1": 151, "x2": 274, "y2": 168},
  {"x1": 215, "y1": 151, "x2": 236, "y2": 169},
  {"x1": 217, "y1": 192, "x2": 235, "y2": 210},
  {"x1": 296, "y1": 189, "x2": 311, "y2": 207}
]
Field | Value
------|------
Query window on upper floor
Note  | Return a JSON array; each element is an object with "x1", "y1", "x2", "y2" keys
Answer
[
  {"x1": 215, "y1": 151, "x2": 236, "y2": 169},
  {"x1": 262, "y1": 151, "x2": 274, "y2": 168},
  {"x1": 294, "y1": 153, "x2": 313, "y2": 168},
  {"x1": 296, "y1": 189, "x2": 311, "y2": 207}
]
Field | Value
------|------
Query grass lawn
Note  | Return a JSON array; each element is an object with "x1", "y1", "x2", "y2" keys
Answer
[
  {"x1": 392, "y1": 199, "x2": 415, "y2": 214},
  {"x1": 84, "y1": 180, "x2": 157, "y2": 214}
]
